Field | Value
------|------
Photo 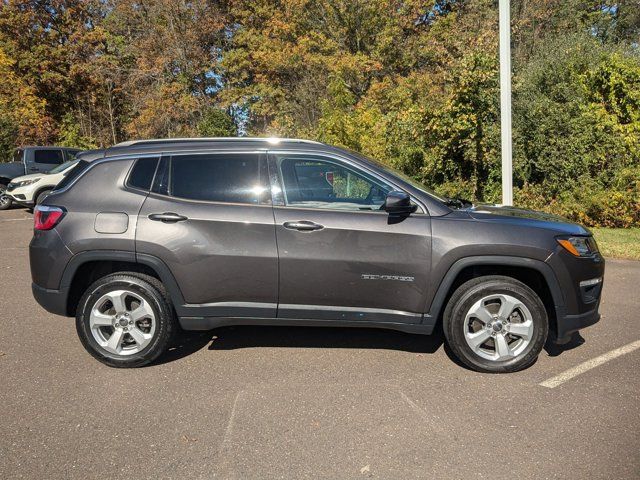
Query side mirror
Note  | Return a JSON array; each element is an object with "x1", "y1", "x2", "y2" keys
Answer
[{"x1": 383, "y1": 191, "x2": 417, "y2": 215}]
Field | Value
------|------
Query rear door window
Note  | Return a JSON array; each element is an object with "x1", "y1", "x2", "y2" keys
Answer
[
  {"x1": 127, "y1": 158, "x2": 159, "y2": 191},
  {"x1": 34, "y1": 149, "x2": 64, "y2": 165},
  {"x1": 168, "y1": 153, "x2": 268, "y2": 204}
]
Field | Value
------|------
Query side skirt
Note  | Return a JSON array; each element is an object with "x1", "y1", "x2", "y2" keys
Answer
[{"x1": 178, "y1": 316, "x2": 437, "y2": 335}]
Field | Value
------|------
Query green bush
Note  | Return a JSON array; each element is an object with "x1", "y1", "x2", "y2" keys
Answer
[{"x1": 514, "y1": 165, "x2": 640, "y2": 228}]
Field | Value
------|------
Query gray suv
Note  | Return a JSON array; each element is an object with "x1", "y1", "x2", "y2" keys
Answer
[{"x1": 29, "y1": 138, "x2": 605, "y2": 372}]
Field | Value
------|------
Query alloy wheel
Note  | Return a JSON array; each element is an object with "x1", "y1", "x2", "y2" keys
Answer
[
  {"x1": 89, "y1": 289, "x2": 156, "y2": 356},
  {"x1": 0, "y1": 185, "x2": 10, "y2": 207},
  {"x1": 463, "y1": 294, "x2": 534, "y2": 361}
]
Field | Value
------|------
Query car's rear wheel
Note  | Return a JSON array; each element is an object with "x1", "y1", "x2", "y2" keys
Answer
[
  {"x1": 443, "y1": 276, "x2": 548, "y2": 373},
  {"x1": 76, "y1": 273, "x2": 176, "y2": 368},
  {"x1": 0, "y1": 183, "x2": 12, "y2": 210}
]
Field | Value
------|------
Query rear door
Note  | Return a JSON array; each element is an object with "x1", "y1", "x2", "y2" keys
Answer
[
  {"x1": 30, "y1": 148, "x2": 65, "y2": 173},
  {"x1": 136, "y1": 151, "x2": 278, "y2": 318},
  {"x1": 269, "y1": 151, "x2": 432, "y2": 324}
]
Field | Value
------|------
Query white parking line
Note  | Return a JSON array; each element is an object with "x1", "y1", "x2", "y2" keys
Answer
[
  {"x1": 540, "y1": 339, "x2": 640, "y2": 388},
  {"x1": 0, "y1": 218, "x2": 31, "y2": 222}
]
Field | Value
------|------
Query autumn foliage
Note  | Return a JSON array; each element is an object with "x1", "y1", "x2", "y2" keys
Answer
[{"x1": 0, "y1": 0, "x2": 638, "y2": 226}]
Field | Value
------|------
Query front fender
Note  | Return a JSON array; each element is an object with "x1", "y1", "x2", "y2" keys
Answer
[{"x1": 423, "y1": 255, "x2": 565, "y2": 327}]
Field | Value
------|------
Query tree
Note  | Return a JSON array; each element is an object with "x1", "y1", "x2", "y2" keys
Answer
[
  {"x1": 0, "y1": 46, "x2": 52, "y2": 158},
  {"x1": 197, "y1": 108, "x2": 238, "y2": 137}
]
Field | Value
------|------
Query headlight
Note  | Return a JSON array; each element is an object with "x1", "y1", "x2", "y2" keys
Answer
[
  {"x1": 16, "y1": 178, "x2": 40, "y2": 187},
  {"x1": 556, "y1": 236, "x2": 599, "y2": 257}
]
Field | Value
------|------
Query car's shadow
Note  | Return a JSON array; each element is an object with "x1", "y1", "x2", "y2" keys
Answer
[
  {"x1": 154, "y1": 325, "x2": 584, "y2": 368},
  {"x1": 544, "y1": 332, "x2": 585, "y2": 357},
  {"x1": 154, "y1": 325, "x2": 446, "y2": 366}
]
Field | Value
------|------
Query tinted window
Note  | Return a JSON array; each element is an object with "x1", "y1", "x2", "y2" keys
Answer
[
  {"x1": 34, "y1": 149, "x2": 64, "y2": 165},
  {"x1": 52, "y1": 160, "x2": 91, "y2": 192},
  {"x1": 169, "y1": 154, "x2": 265, "y2": 204},
  {"x1": 152, "y1": 157, "x2": 170, "y2": 195},
  {"x1": 277, "y1": 155, "x2": 392, "y2": 211},
  {"x1": 66, "y1": 150, "x2": 82, "y2": 160},
  {"x1": 127, "y1": 158, "x2": 159, "y2": 191}
]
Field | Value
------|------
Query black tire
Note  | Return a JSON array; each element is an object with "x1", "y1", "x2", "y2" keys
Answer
[
  {"x1": 443, "y1": 275, "x2": 548, "y2": 373},
  {"x1": 35, "y1": 188, "x2": 52, "y2": 205},
  {"x1": 0, "y1": 183, "x2": 12, "y2": 210},
  {"x1": 75, "y1": 272, "x2": 177, "y2": 368}
]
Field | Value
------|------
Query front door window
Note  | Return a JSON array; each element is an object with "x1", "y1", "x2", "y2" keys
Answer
[{"x1": 276, "y1": 155, "x2": 392, "y2": 211}]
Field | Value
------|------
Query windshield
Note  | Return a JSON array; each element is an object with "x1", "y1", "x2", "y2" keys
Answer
[
  {"x1": 49, "y1": 159, "x2": 79, "y2": 174},
  {"x1": 348, "y1": 150, "x2": 449, "y2": 203}
]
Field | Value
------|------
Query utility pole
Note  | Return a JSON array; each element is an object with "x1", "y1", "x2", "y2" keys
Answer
[{"x1": 499, "y1": 0, "x2": 513, "y2": 206}]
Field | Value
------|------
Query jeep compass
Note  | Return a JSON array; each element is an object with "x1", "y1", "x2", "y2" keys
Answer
[{"x1": 29, "y1": 138, "x2": 605, "y2": 372}]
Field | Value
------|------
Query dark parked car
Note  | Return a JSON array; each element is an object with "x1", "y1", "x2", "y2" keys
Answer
[
  {"x1": 29, "y1": 138, "x2": 604, "y2": 372},
  {"x1": 0, "y1": 146, "x2": 82, "y2": 210}
]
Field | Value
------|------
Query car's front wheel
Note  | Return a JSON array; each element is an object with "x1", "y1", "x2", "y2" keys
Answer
[
  {"x1": 443, "y1": 276, "x2": 548, "y2": 373},
  {"x1": 35, "y1": 189, "x2": 52, "y2": 205},
  {"x1": 76, "y1": 273, "x2": 176, "y2": 368},
  {"x1": 0, "y1": 183, "x2": 13, "y2": 210}
]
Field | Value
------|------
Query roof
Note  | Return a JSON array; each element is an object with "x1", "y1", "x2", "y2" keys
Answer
[{"x1": 17, "y1": 145, "x2": 83, "y2": 150}]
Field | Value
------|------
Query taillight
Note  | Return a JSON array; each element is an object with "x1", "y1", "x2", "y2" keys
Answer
[{"x1": 34, "y1": 205, "x2": 65, "y2": 231}]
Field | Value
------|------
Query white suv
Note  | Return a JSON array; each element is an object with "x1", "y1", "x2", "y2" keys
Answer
[{"x1": 6, "y1": 159, "x2": 79, "y2": 208}]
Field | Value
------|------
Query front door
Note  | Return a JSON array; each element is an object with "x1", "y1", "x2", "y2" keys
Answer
[
  {"x1": 269, "y1": 152, "x2": 431, "y2": 324},
  {"x1": 136, "y1": 151, "x2": 278, "y2": 318}
]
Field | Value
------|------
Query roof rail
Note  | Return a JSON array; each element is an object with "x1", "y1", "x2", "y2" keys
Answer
[{"x1": 110, "y1": 137, "x2": 322, "y2": 148}]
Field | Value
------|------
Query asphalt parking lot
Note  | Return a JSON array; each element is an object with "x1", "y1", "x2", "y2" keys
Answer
[{"x1": 0, "y1": 208, "x2": 638, "y2": 480}]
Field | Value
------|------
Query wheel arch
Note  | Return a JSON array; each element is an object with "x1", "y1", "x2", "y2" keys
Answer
[
  {"x1": 427, "y1": 256, "x2": 565, "y2": 337},
  {"x1": 33, "y1": 185, "x2": 53, "y2": 204},
  {"x1": 62, "y1": 251, "x2": 186, "y2": 317}
]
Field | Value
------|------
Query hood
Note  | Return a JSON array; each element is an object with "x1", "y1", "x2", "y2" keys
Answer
[
  {"x1": 466, "y1": 204, "x2": 591, "y2": 236},
  {"x1": 9, "y1": 172, "x2": 45, "y2": 183}
]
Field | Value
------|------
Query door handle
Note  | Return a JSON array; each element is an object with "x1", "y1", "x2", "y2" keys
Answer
[
  {"x1": 283, "y1": 220, "x2": 324, "y2": 231},
  {"x1": 148, "y1": 212, "x2": 188, "y2": 223},
  {"x1": 29, "y1": 167, "x2": 38, "y2": 172}
]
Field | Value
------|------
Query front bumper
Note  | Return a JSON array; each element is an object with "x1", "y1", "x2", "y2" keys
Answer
[
  {"x1": 547, "y1": 248, "x2": 604, "y2": 343},
  {"x1": 555, "y1": 307, "x2": 601, "y2": 344},
  {"x1": 7, "y1": 184, "x2": 36, "y2": 206},
  {"x1": 8, "y1": 194, "x2": 34, "y2": 207}
]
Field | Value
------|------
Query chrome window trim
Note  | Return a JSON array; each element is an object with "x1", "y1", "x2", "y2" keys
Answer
[
  {"x1": 51, "y1": 149, "x2": 267, "y2": 196},
  {"x1": 51, "y1": 153, "x2": 160, "y2": 195},
  {"x1": 53, "y1": 147, "x2": 430, "y2": 215}
]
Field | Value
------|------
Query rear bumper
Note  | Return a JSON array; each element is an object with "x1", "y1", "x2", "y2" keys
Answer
[
  {"x1": 555, "y1": 307, "x2": 601, "y2": 344},
  {"x1": 32, "y1": 282, "x2": 69, "y2": 317}
]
